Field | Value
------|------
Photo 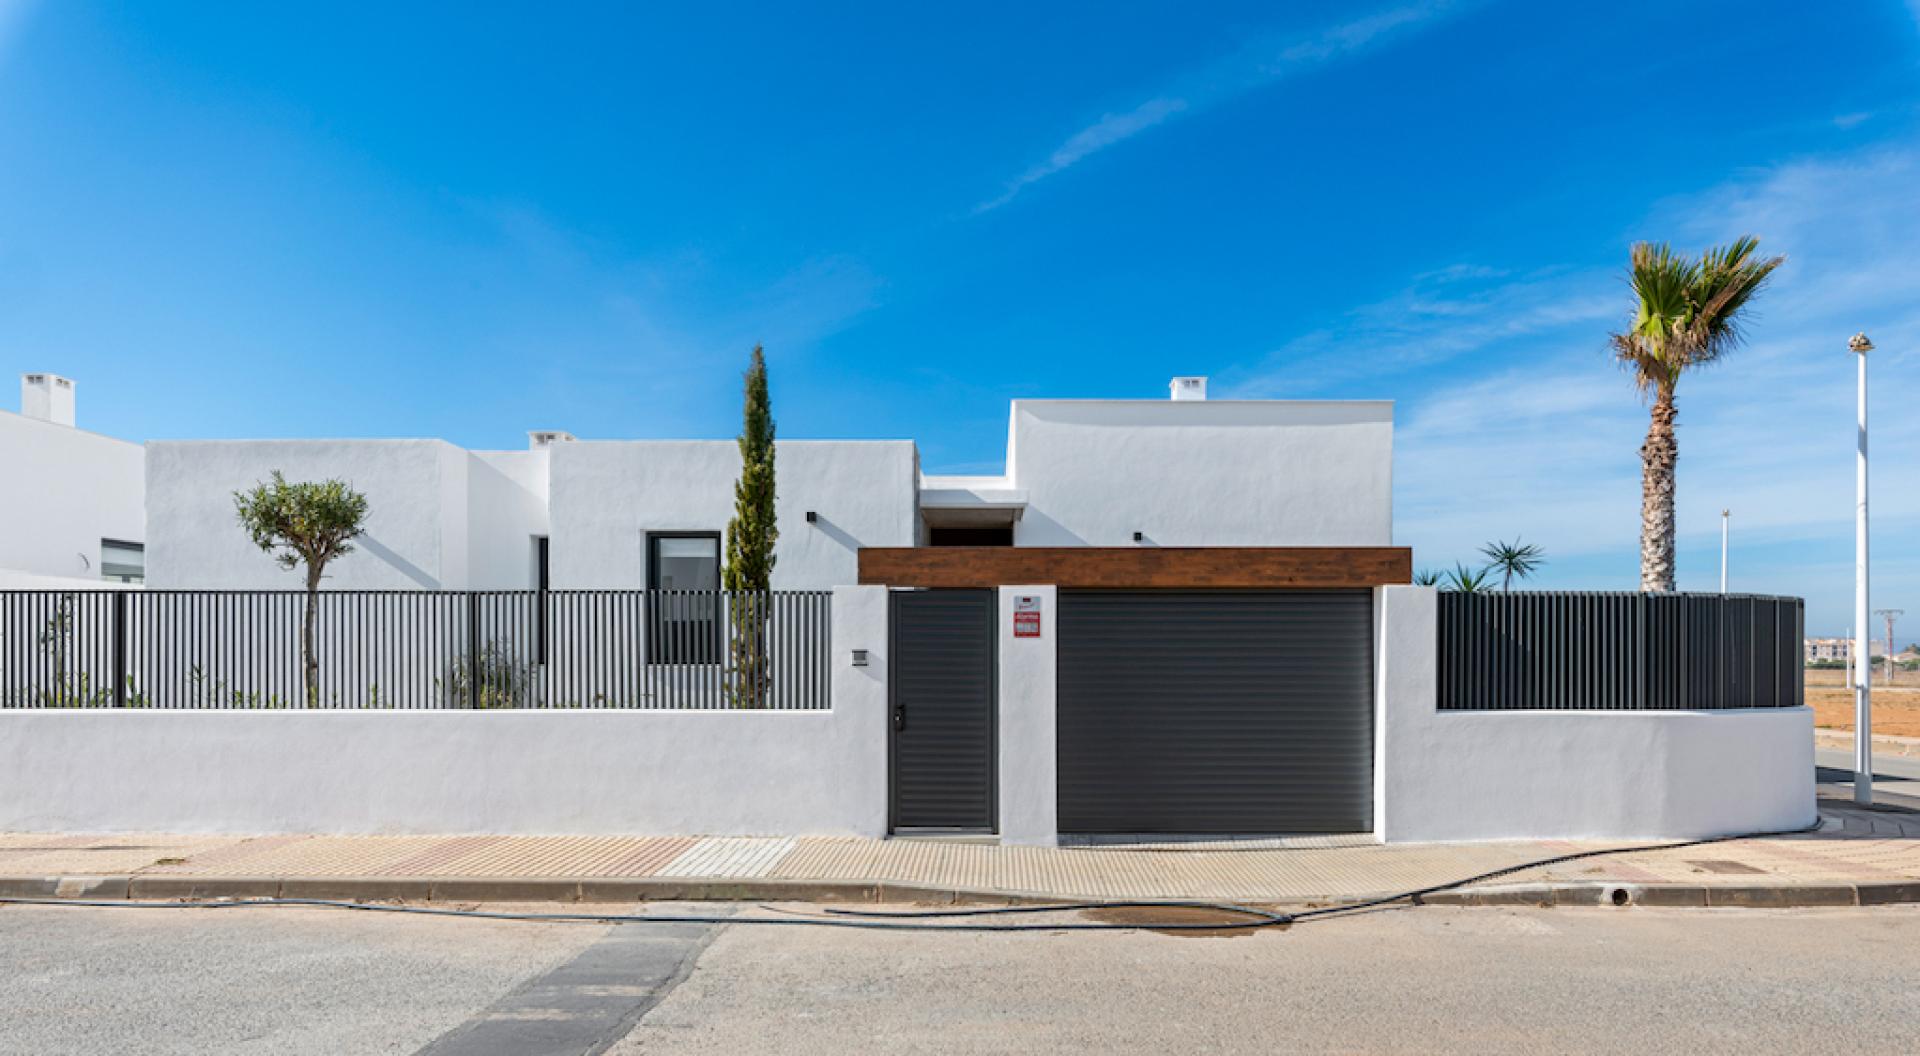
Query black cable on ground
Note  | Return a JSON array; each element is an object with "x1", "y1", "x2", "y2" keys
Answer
[
  {"x1": 0, "y1": 897, "x2": 1276, "y2": 933},
  {"x1": 0, "y1": 820, "x2": 1824, "y2": 934}
]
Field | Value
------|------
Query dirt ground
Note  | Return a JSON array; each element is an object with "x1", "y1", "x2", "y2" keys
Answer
[{"x1": 1806, "y1": 666, "x2": 1920, "y2": 737}]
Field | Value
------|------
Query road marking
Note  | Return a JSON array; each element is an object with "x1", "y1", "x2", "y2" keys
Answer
[{"x1": 413, "y1": 917, "x2": 723, "y2": 1056}]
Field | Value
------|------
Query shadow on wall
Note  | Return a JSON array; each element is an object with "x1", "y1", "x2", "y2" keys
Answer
[
  {"x1": 355, "y1": 534, "x2": 440, "y2": 589},
  {"x1": 1009, "y1": 509, "x2": 1089, "y2": 546},
  {"x1": 808, "y1": 515, "x2": 864, "y2": 552}
]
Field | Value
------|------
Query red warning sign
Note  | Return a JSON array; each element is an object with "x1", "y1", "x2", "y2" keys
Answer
[{"x1": 1013, "y1": 611, "x2": 1041, "y2": 638}]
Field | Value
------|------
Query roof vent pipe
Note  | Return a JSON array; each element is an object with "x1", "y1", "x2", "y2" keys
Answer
[
  {"x1": 1169, "y1": 376, "x2": 1207, "y2": 401},
  {"x1": 21, "y1": 373, "x2": 76, "y2": 426}
]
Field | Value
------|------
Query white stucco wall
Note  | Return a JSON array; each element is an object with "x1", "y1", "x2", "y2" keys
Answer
[
  {"x1": 467, "y1": 450, "x2": 551, "y2": 589},
  {"x1": 146, "y1": 440, "x2": 475, "y2": 590},
  {"x1": 1375, "y1": 585, "x2": 1818, "y2": 843},
  {"x1": 1003, "y1": 400, "x2": 1393, "y2": 547},
  {"x1": 548, "y1": 440, "x2": 917, "y2": 590},
  {"x1": 0, "y1": 409, "x2": 144, "y2": 581},
  {"x1": 997, "y1": 585, "x2": 1057, "y2": 845},
  {"x1": 0, "y1": 585, "x2": 890, "y2": 837}
]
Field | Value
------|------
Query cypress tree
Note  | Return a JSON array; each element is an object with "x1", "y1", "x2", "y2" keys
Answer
[{"x1": 723, "y1": 345, "x2": 777, "y2": 706}]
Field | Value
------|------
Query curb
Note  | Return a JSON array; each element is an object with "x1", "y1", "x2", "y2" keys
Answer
[
  {"x1": 3, "y1": 874, "x2": 1920, "y2": 910},
  {"x1": 1422, "y1": 880, "x2": 1920, "y2": 909},
  {"x1": 0, "y1": 874, "x2": 1060, "y2": 907}
]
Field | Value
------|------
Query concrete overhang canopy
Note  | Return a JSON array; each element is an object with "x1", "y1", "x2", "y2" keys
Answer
[{"x1": 919, "y1": 478, "x2": 1028, "y2": 527}]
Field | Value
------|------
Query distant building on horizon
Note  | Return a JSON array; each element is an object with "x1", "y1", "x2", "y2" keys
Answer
[{"x1": 1806, "y1": 637, "x2": 1889, "y2": 663}]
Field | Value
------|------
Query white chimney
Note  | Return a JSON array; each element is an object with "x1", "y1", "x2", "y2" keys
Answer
[
  {"x1": 1169, "y1": 376, "x2": 1208, "y2": 402},
  {"x1": 528, "y1": 429, "x2": 577, "y2": 450},
  {"x1": 21, "y1": 373, "x2": 76, "y2": 426}
]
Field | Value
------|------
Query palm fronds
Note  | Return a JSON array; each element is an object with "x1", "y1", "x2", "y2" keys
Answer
[
  {"x1": 1443, "y1": 563, "x2": 1493, "y2": 593},
  {"x1": 1478, "y1": 537, "x2": 1545, "y2": 591},
  {"x1": 1610, "y1": 237, "x2": 1784, "y2": 397}
]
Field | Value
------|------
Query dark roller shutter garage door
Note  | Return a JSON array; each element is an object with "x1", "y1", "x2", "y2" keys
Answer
[{"x1": 1057, "y1": 591, "x2": 1373, "y2": 835}]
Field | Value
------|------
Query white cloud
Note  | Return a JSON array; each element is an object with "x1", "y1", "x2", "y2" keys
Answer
[
  {"x1": 1219, "y1": 263, "x2": 1617, "y2": 396},
  {"x1": 975, "y1": 1, "x2": 1469, "y2": 212},
  {"x1": 974, "y1": 98, "x2": 1187, "y2": 213}
]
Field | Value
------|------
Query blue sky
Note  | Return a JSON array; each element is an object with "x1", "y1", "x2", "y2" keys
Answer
[{"x1": 1, "y1": 1, "x2": 1916, "y2": 635}]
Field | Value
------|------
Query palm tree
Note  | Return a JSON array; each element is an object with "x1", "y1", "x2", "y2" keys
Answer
[
  {"x1": 1612, "y1": 237, "x2": 1782, "y2": 593},
  {"x1": 1479, "y1": 537, "x2": 1545, "y2": 591}
]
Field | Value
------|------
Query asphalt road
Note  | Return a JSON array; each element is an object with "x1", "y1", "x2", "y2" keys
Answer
[
  {"x1": 1814, "y1": 751, "x2": 1920, "y2": 808},
  {"x1": 1815, "y1": 748, "x2": 1920, "y2": 781},
  {"x1": 4, "y1": 901, "x2": 1919, "y2": 1055},
  {"x1": 616, "y1": 904, "x2": 1920, "y2": 1055}
]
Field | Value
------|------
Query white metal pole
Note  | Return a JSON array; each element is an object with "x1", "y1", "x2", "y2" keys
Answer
[
  {"x1": 1728, "y1": 510, "x2": 1743, "y2": 595},
  {"x1": 1851, "y1": 333, "x2": 1874, "y2": 805}
]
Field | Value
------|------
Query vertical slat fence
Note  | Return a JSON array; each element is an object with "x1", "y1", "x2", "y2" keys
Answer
[
  {"x1": 0, "y1": 589, "x2": 831, "y2": 710},
  {"x1": 1438, "y1": 592, "x2": 1805, "y2": 711}
]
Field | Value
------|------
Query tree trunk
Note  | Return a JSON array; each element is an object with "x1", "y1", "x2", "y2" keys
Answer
[
  {"x1": 302, "y1": 566, "x2": 321, "y2": 707},
  {"x1": 1639, "y1": 389, "x2": 1678, "y2": 592}
]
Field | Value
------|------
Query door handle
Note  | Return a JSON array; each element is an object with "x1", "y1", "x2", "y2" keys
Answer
[{"x1": 893, "y1": 705, "x2": 906, "y2": 731}]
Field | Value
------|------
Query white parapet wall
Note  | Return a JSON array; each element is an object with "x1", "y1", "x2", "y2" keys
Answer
[
  {"x1": 1375, "y1": 585, "x2": 1818, "y2": 843},
  {"x1": 0, "y1": 586, "x2": 891, "y2": 837}
]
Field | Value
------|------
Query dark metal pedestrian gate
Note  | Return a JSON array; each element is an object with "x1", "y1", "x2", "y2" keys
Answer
[
  {"x1": 889, "y1": 590, "x2": 996, "y2": 832},
  {"x1": 1057, "y1": 591, "x2": 1374, "y2": 835}
]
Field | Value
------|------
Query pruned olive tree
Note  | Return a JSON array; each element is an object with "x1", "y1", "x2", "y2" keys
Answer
[{"x1": 234, "y1": 472, "x2": 369, "y2": 706}]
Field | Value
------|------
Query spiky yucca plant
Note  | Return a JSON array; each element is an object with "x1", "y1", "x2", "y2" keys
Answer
[
  {"x1": 1444, "y1": 563, "x2": 1493, "y2": 593},
  {"x1": 1479, "y1": 538, "x2": 1545, "y2": 592},
  {"x1": 1612, "y1": 237, "x2": 1781, "y2": 592}
]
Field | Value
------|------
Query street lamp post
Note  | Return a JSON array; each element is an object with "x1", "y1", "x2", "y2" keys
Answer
[
  {"x1": 1728, "y1": 510, "x2": 1743, "y2": 599},
  {"x1": 1850, "y1": 332, "x2": 1874, "y2": 805}
]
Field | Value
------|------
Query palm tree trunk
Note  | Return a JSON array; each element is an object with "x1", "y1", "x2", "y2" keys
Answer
[{"x1": 1639, "y1": 388, "x2": 1678, "y2": 592}]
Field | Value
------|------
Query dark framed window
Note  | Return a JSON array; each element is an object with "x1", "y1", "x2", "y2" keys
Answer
[
  {"x1": 646, "y1": 532, "x2": 721, "y2": 665},
  {"x1": 101, "y1": 539, "x2": 145, "y2": 584},
  {"x1": 533, "y1": 536, "x2": 550, "y2": 665}
]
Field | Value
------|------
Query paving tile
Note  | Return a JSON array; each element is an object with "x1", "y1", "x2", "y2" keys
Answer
[
  {"x1": 655, "y1": 838, "x2": 797, "y2": 878},
  {"x1": 4, "y1": 801, "x2": 1918, "y2": 903}
]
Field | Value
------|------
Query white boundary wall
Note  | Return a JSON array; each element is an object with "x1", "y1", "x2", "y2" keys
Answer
[
  {"x1": 0, "y1": 587, "x2": 889, "y2": 837},
  {"x1": 997, "y1": 584, "x2": 1057, "y2": 845},
  {"x1": 1375, "y1": 585, "x2": 1818, "y2": 843}
]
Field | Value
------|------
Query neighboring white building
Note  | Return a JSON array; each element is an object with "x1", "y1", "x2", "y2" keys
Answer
[
  {"x1": 0, "y1": 374, "x2": 145, "y2": 588},
  {"x1": 143, "y1": 378, "x2": 1391, "y2": 591},
  {"x1": 1805, "y1": 637, "x2": 1886, "y2": 662}
]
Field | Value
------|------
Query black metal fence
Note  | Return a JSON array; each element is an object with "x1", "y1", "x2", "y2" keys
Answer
[
  {"x1": 0, "y1": 589, "x2": 833, "y2": 710},
  {"x1": 1438, "y1": 592, "x2": 1804, "y2": 711}
]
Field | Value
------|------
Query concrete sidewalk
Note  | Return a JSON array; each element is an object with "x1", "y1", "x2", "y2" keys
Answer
[{"x1": 4, "y1": 797, "x2": 1918, "y2": 908}]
